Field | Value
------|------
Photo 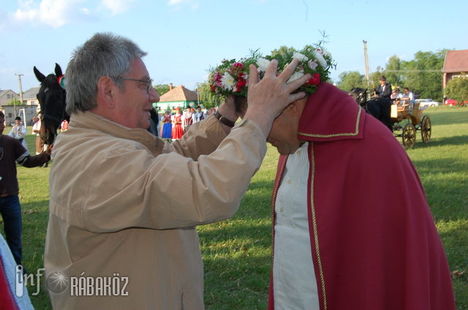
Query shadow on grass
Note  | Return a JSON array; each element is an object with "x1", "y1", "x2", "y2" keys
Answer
[
  {"x1": 427, "y1": 109, "x2": 468, "y2": 126},
  {"x1": 412, "y1": 158, "x2": 467, "y2": 221},
  {"x1": 414, "y1": 135, "x2": 468, "y2": 148}
]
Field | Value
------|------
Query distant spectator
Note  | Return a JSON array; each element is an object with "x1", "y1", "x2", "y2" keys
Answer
[
  {"x1": 8, "y1": 117, "x2": 28, "y2": 150},
  {"x1": 401, "y1": 87, "x2": 415, "y2": 102},
  {"x1": 31, "y1": 116, "x2": 44, "y2": 155},
  {"x1": 390, "y1": 87, "x2": 402, "y2": 100},
  {"x1": 160, "y1": 110, "x2": 172, "y2": 139},
  {"x1": 172, "y1": 107, "x2": 184, "y2": 140},
  {"x1": 60, "y1": 119, "x2": 69, "y2": 132},
  {"x1": 193, "y1": 106, "x2": 205, "y2": 123}
]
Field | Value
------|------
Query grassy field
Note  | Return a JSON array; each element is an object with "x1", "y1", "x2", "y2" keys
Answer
[{"x1": 4, "y1": 106, "x2": 467, "y2": 309}]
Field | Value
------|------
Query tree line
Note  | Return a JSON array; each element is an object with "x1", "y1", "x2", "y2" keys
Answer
[
  {"x1": 153, "y1": 49, "x2": 468, "y2": 107},
  {"x1": 336, "y1": 49, "x2": 468, "y2": 105}
]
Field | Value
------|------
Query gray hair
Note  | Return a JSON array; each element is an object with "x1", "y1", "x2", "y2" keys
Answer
[{"x1": 65, "y1": 32, "x2": 147, "y2": 115}]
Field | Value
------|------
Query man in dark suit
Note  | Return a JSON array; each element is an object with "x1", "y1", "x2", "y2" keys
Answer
[
  {"x1": 367, "y1": 75, "x2": 393, "y2": 130},
  {"x1": 375, "y1": 75, "x2": 392, "y2": 99}
]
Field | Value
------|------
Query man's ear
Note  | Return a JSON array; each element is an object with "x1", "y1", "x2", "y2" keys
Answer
[{"x1": 96, "y1": 76, "x2": 116, "y2": 108}]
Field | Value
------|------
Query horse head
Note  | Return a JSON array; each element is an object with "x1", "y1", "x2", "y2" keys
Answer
[
  {"x1": 349, "y1": 88, "x2": 368, "y2": 108},
  {"x1": 33, "y1": 63, "x2": 68, "y2": 145}
]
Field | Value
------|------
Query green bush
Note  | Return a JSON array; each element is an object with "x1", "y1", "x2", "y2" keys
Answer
[{"x1": 445, "y1": 74, "x2": 468, "y2": 106}]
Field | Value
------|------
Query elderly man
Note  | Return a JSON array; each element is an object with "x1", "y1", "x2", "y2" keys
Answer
[
  {"x1": 266, "y1": 83, "x2": 455, "y2": 309},
  {"x1": 44, "y1": 32, "x2": 309, "y2": 309}
]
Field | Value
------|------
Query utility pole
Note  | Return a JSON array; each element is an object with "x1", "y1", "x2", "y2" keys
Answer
[
  {"x1": 15, "y1": 73, "x2": 24, "y2": 117},
  {"x1": 362, "y1": 40, "x2": 370, "y2": 87}
]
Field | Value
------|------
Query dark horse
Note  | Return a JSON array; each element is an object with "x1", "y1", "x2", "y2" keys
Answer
[
  {"x1": 350, "y1": 87, "x2": 393, "y2": 131},
  {"x1": 33, "y1": 63, "x2": 68, "y2": 145}
]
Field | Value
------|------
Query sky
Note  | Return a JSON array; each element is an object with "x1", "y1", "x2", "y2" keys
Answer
[{"x1": 1, "y1": 0, "x2": 467, "y2": 94}]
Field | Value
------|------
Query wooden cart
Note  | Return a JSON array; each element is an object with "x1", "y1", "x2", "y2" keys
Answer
[{"x1": 391, "y1": 99, "x2": 432, "y2": 148}]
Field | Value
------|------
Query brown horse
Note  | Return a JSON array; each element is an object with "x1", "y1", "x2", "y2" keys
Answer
[{"x1": 33, "y1": 63, "x2": 68, "y2": 145}]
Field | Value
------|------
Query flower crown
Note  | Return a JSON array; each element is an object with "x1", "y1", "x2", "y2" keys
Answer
[{"x1": 209, "y1": 45, "x2": 335, "y2": 98}]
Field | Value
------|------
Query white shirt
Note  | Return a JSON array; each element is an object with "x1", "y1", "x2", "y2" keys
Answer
[
  {"x1": 274, "y1": 142, "x2": 319, "y2": 310},
  {"x1": 8, "y1": 124, "x2": 27, "y2": 140}
]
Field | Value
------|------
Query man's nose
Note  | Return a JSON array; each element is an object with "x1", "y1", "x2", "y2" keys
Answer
[{"x1": 149, "y1": 87, "x2": 160, "y2": 104}]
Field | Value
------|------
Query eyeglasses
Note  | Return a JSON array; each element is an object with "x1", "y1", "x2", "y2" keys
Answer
[{"x1": 117, "y1": 77, "x2": 154, "y2": 94}]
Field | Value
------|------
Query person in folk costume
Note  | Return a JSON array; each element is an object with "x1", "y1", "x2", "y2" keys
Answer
[
  {"x1": 266, "y1": 83, "x2": 455, "y2": 310},
  {"x1": 160, "y1": 110, "x2": 172, "y2": 139},
  {"x1": 172, "y1": 107, "x2": 184, "y2": 140},
  {"x1": 182, "y1": 108, "x2": 193, "y2": 131}
]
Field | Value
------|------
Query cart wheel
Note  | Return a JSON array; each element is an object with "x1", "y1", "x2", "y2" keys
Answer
[
  {"x1": 402, "y1": 123, "x2": 416, "y2": 148},
  {"x1": 421, "y1": 115, "x2": 432, "y2": 143}
]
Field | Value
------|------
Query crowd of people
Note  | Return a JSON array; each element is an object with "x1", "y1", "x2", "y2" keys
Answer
[
  {"x1": 158, "y1": 106, "x2": 213, "y2": 140},
  {"x1": 375, "y1": 75, "x2": 416, "y2": 103},
  {"x1": 0, "y1": 33, "x2": 456, "y2": 310}
]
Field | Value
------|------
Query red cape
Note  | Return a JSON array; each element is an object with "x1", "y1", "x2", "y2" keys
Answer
[{"x1": 268, "y1": 83, "x2": 455, "y2": 310}]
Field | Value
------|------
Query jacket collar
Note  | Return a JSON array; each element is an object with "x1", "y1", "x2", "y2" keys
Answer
[
  {"x1": 298, "y1": 83, "x2": 365, "y2": 142},
  {"x1": 69, "y1": 111, "x2": 163, "y2": 154}
]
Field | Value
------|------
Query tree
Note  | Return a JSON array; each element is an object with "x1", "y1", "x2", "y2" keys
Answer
[
  {"x1": 399, "y1": 51, "x2": 445, "y2": 100},
  {"x1": 445, "y1": 75, "x2": 468, "y2": 106},
  {"x1": 336, "y1": 71, "x2": 366, "y2": 91},
  {"x1": 196, "y1": 82, "x2": 223, "y2": 109},
  {"x1": 154, "y1": 84, "x2": 170, "y2": 96},
  {"x1": 384, "y1": 55, "x2": 403, "y2": 87}
]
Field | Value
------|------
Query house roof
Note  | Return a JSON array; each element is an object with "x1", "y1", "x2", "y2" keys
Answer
[
  {"x1": 159, "y1": 85, "x2": 198, "y2": 102},
  {"x1": 22, "y1": 87, "x2": 41, "y2": 99},
  {"x1": 443, "y1": 50, "x2": 468, "y2": 73},
  {"x1": 0, "y1": 89, "x2": 18, "y2": 97}
]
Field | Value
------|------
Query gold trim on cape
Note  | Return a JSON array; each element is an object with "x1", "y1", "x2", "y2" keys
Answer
[
  {"x1": 309, "y1": 143, "x2": 328, "y2": 309},
  {"x1": 299, "y1": 107, "x2": 362, "y2": 139}
]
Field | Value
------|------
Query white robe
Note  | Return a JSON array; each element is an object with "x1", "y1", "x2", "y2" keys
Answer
[{"x1": 273, "y1": 142, "x2": 319, "y2": 310}]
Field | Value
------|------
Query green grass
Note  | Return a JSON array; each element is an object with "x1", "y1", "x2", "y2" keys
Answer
[{"x1": 2, "y1": 106, "x2": 467, "y2": 309}]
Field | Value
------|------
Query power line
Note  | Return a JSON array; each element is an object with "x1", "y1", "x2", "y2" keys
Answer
[{"x1": 384, "y1": 70, "x2": 442, "y2": 73}]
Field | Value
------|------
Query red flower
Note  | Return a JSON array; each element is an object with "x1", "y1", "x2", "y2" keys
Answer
[
  {"x1": 236, "y1": 78, "x2": 247, "y2": 90},
  {"x1": 233, "y1": 62, "x2": 244, "y2": 68},
  {"x1": 307, "y1": 73, "x2": 321, "y2": 85}
]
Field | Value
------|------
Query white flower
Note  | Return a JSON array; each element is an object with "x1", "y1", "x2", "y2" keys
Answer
[
  {"x1": 308, "y1": 60, "x2": 318, "y2": 70},
  {"x1": 292, "y1": 52, "x2": 308, "y2": 62},
  {"x1": 257, "y1": 58, "x2": 271, "y2": 72},
  {"x1": 221, "y1": 73, "x2": 235, "y2": 90},
  {"x1": 287, "y1": 70, "x2": 304, "y2": 83},
  {"x1": 313, "y1": 49, "x2": 328, "y2": 68}
]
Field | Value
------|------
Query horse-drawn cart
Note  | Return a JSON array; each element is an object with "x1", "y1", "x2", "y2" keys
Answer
[
  {"x1": 391, "y1": 99, "x2": 432, "y2": 148},
  {"x1": 349, "y1": 88, "x2": 432, "y2": 149}
]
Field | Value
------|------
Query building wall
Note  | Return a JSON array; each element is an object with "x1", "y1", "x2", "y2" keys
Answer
[
  {"x1": 0, "y1": 90, "x2": 19, "y2": 106},
  {"x1": 155, "y1": 100, "x2": 198, "y2": 111},
  {"x1": 1, "y1": 105, "x2": 39, "y2": 126}
]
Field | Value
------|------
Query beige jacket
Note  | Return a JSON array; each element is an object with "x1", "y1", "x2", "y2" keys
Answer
[{"x1": 45, "y1": 111, "x2": 266, "y2": 309}]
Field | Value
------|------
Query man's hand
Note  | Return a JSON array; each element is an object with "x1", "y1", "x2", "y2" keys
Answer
[
  {"x1": 45, "y1": 144, "x2": 54, "y2": 156},
  {"x1": 244, "y1": 59, "x2": 310, "y2": 136}
]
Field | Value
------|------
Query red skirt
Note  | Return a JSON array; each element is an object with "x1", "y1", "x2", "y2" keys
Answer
[{"x1": 172, "y1": 123, "x2": 184, "y2": 139}]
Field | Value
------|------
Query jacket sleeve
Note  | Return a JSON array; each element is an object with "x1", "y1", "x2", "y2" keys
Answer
[
  {"x1": 165, "y1": 115, "x2": 227, "y2": 160},
  {"x1": 19, "y1": 152, "x2": 50, "y2": 168},
  {"x1": 81, "y1": 120, "x2": 267, "y2": 232}
]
